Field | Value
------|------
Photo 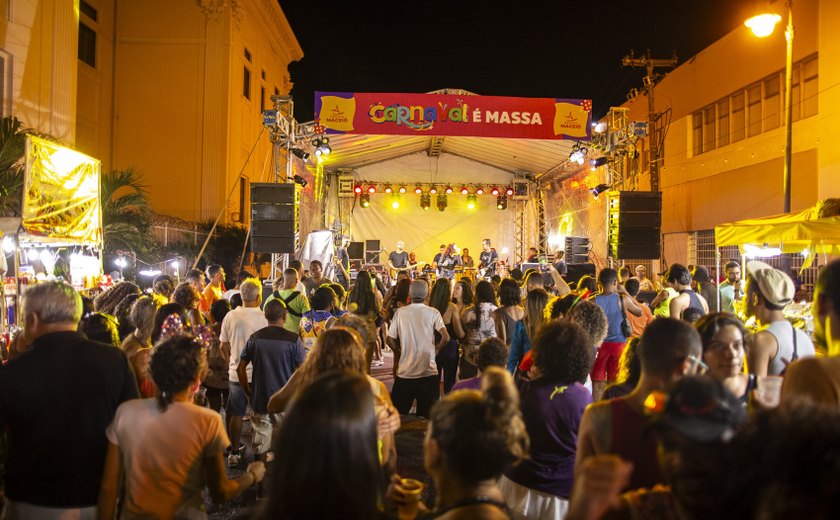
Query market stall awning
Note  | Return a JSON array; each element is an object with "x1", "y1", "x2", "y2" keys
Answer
[{"x1": 715, "y1": 199, "x2": 840, "y2": 256}]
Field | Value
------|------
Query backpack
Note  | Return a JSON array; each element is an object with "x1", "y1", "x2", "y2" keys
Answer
[{"x1": 274, "y1": 290, "x2": 303, "y2": 317}]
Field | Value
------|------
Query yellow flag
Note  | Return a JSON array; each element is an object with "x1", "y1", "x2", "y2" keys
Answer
[
  {"x1": 553, "y1": 102, "x2": 588, "y2": 138},
  {"x1": 319, "y1": 96, "x2": 356, "y2": 132}
]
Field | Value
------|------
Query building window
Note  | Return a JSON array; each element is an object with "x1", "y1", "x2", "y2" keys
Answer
[
  {"x1": 747, "y1": 83, "x2": 762, "y2": 137},
  {"x1": 791, "y1": 62, "x2": 801, "y2": 122},
  {"x1": 731, "y1": 92, "x2": 745, "y2": 142},
  {"x1": 261, "y1": 69, "x2": 266, "y2": 81},
  {"x1": 274, "y1": 86, "x2": 279, "y2": 97},
  {"x1": 78, "y1": 22, "x2": 96, "y2": 68},
  {"x1": 243, "y1": 66, "x2": 251, "y2": 100},
  {"x1": 238, "y1": 176, "x2": 249, "y2": 223},
  {"x1": 703, "y1": 105, "x2": 716, "y2": 153},
  {"x1": 764, "y1": 75, "x2": 780, "y2": 130},
  {"x1": 260, "y1": 86, "x2": 266, "y2": 112},
  {"x1": 717, "y1": 99, "x2": 729, "y2": 147},
  {"x1": 244, "y1": 47, "x2": 252, "y2": 63},
  {"x1": 691, "y1": 112, "x2": 703, "y2": 156},
  {"x1": 802, "y1": 56, "x2": 818, "y2": 118},
  {"x1": 80, "y1": 0, "x2": 98, "y2": 21}
]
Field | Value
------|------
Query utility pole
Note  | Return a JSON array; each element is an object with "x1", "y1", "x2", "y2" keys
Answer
[{"x1": 621, "y1": 50, "x2": 678, "y2": 192}]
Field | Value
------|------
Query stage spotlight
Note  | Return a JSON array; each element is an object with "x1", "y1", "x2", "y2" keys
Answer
[
  {"x1": 291, "y1": 148, "x2": 310, "y2": 161},
  {"x1": 496, "y1": 195, "x2": 508, "y2": 210},
  {"x1": 590, "y1": 157, "x2": 608, "y2": 170},
  {"x1": 490, "y1": 186, "x2": 500, "y2": 196},
  {"x1": 398, "y1": 185, "x2": 407, "y2": 194},
  {"x1": 475, "y1": 186, "x2": 485, "y2": 195},
  {"x1": 430, "y1": 185, "x2": 438, "y2": 194},
  {"x1": 384, "y1": 184, "x2": 393, "y2": 194},
  {"x1": 420, "y1": 193, "x2": 431, "y2": 210},
  {"x1": 311, "y1": 136, "x2": 331, "y2": 156},
  {"x1": 437, "y1": 193, "x2": 448, "y2": 212},
  {"x1": 460, "y1": 186, "x2": 469, "y2": 195},
  {"x1": 466, "y1": 194, "x2": 477, "y2": 209},
  {"x1": 505, "y1": 186, "x2": 514, "y2": 196},
  {"x1": 445, "y1": 185, "x2": 454, "y2": 195},
  {"x1": 354, "y1": 184, "x2": 363, "y2": 194},
  {"x1": 414, "y1": 184, "x2": 423, "y2": 194},
  {"x1": 292, "y1": 174, "x2": 307, "y2": 187},
  {"x1": 390, "y1": 194, "x2": 401, "y2": 209},
  {"x1": 367, "y1": 184, "x2": 376, "y2": 194},
  {"x1": 360, "y1": 193, "x2": 371, "y2": 207},
  {"x1": 589, "y1": 183, "x2": 611, "y2": 198}
]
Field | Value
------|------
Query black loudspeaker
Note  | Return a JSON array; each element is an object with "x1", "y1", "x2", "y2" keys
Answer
[
  {"x1": 250, "y1": 183, "x2": 296, "y2": 254},
  {"x1": 564, "y1": 263, "x2": 596, "y2": 286},
  {"x1": 348, "y1": 241, "x2": 364, "y2": 260},
  {"x1": 365, "y1": 240, "x2": 381, "y2": 264},
  {"x1": 609, "y1": 191, "x2": 661, "y2": 260},
  {"x1": 564, "y1": 236, "x2": 590, "y2": 264}
]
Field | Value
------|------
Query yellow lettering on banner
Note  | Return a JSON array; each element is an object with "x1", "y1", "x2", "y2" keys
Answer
[
  {"x1": 319, "y1": 96, "x2": 356, "y2": 132},
  {"x1": 553, "y1": 102, "x2": 588, "y2": 137}
]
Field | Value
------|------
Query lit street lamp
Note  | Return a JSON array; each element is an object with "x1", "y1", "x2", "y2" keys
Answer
[{"x1": 745, "y1": 2, "x2": 794, "y2": 213}]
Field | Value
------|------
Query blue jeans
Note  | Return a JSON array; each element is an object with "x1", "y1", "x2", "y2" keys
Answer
[{"x1": 436, "y1": 339, "x2": 460, "y2": 394}]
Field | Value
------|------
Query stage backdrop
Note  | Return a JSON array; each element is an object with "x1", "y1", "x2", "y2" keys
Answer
[{"x1": 346, "y1": 152, "x2": 535, "y2": 267}]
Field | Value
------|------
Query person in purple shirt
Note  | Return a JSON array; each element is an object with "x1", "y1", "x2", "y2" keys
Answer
[
  {"x1": 500, "y1": 319, "x2": 595, "y2": 519},
  {"x1": 451, "y1": 337, "x2": 508, "y2": 391}
]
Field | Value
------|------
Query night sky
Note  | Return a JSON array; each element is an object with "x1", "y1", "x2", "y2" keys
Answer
[{"x1": 280, "y1": 1, "x2": 755, "y2": 123}]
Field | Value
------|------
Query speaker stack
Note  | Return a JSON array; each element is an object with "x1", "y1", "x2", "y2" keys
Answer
[
  {"x1": 608, "y1": 191, "x2": 662, "y2": 260},
  {"x1": 564, "y1": 236, "x2": 591, "y2": 265},
  {"x1": 250, "y1": 183, "x2": 296, "y2": 254}
]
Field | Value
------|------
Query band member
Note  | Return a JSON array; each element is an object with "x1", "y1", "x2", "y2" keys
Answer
[
  {"x1": 437, "y1": 244, "x2": 461, "y2": 280},
  {"x1": 478, "y1": 239, "x2": 499, "y2": 278},
  {"x1": 527, "y1": 247, "x2": 539, "y2": 263},
  {"x1": 460, "y1": 248, "x2": 475, "y2": 268},
  {"x1": 431, "y1": 244, "x2": 446, "y2": 270},
  {"x1": 334, "y1": 236, "x2": 351, "y2": 289},
  {"x1": 407, "y1": 251, "x2": 420, "y2": 274},
  {"x1": 388, "y1": 241, "x2": 409, "y2": 272}
]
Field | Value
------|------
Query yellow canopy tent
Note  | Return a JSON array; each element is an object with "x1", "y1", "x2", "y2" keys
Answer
[{"x1": 715, "y1": 199, "x2": 840, "y2": 263}]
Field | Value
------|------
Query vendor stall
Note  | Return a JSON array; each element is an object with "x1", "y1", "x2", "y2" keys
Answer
[{"x1": 1, "y1": 135, "x2": 103, "y2": 334}]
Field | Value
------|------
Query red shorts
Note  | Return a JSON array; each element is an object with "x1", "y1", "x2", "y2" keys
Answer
[{"x1": 591, "y1": 341, "x2": 626, "y2": 382}]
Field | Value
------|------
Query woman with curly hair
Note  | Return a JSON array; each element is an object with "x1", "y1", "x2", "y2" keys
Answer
[
  {"x1": 172, "y1": 282, "x2": 205, "y2": 327},
  {"x1": 114, "y1": 292, "x2": 143, "y2": 340},
  {"x1": 389, "y1": 367, "x2": 529, "y2": 518},
  {"x1": 460, "y1": 280, "x2": 498, "y2": 380},
  {"x1": 152, "y1": 274, "x2": 176, "y2": 302},
  {"x1": 500, "y1": 320, "x2": 595, "y2": 519},
  {"x1": 452, "y1": 279, "x2": 474, "y2": 314},
  {"x1": 98, "y1": 336, "x2": 265, "y2": 518},
  {"x1": 93, "y1": 281, "x2": 141, "y2": 316}
]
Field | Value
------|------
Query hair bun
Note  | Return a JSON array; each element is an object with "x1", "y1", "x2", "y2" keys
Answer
[{"x1": 481, "y1": 367, "x2": 530, "y2": 461}]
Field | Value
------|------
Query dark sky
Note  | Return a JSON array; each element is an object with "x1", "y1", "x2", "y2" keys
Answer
[{"x1": 281, "y1": 1, "x2": 754, "y2": 122}]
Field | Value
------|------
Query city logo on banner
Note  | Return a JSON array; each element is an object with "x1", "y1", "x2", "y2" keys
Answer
[{"x1": 314, "y1": 92, "x2": 592, "y2": 140}]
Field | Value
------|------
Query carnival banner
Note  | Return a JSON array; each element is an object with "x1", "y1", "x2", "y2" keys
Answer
[{"x1": 315, "y1": 92, "x2": 592, "y2": 140}]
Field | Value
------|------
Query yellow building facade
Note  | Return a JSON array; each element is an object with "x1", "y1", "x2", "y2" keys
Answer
[{"x1": 1, "y1": 0, "x2": 302, "y2": 224}]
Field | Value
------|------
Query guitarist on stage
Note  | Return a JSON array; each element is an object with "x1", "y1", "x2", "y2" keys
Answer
[
  {"x1": 478, "y1": 238, "x2": 499, "y2": 278},
  {"x1": 387, "y1": 241, "x2": 409, "y2": 279}
]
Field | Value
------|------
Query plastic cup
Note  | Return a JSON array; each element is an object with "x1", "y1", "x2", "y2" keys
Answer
[
  {"x1": 397, "y1": 478, "x2": 424, "y2": 519},
  {"x1": 757, "y1": 375, "x2": 783, "y2": 407}
]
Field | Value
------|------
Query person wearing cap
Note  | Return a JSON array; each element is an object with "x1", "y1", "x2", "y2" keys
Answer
[
  {"x1": 576, "y1": 318, "x2": 704, "y2": 492},
  {"x1": 633, "y1": 265, "x2": 658, "y2": 292},
  {"x1": 718, "y1": 261, "x2": 743, "y2": 314},
  {"x1": 745, "y1": 261, "x2": 815, "y2": 377},
  {"x1": 691, "y1": 265, "x2": 718, "y2": 313},
  {"x1": 387, "y1": 280, "x2": 450, "y2": 417},
  {"x1": 781, "y1": 258, "x2": 840, "y2": 406}
]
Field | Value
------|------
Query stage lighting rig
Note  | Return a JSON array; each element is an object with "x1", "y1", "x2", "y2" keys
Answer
[
  {"x1": 437, "y1": 193, "x2": 448, "y2": 211},
  {"x1": 496, "y1": 195, "x2": 508, "y2": 210},
  {"x1": 360, "y1": 193, "x2": 371, "y2": 207},
  {"x1": 420, "y1": 193, "x2": 431, "y2": 210}
]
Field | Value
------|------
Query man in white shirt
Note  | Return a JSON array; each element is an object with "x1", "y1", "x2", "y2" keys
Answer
[
  {"x1": 387, "y1": 280, "x2": 449, "y2": 417},
  {"x1": 219, "y1": 279, "x2": 268, "y2": 466}
]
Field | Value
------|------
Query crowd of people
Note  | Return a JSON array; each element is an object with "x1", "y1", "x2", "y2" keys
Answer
[{"x1": 0, "y1": 249, "x2": 838, "y2": 520}]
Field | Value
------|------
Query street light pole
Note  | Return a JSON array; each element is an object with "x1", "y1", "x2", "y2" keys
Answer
[{"x1": 782, "y1": 3, "x2": 794, "y2": 213}]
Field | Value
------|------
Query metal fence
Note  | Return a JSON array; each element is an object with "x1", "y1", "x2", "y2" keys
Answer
[{"x1": 151, "y1": 224, "x2": 208, "y2": 247}]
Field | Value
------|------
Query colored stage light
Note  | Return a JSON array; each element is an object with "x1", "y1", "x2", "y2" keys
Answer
[
  {"x1": 384, "y1": 184, "x2": 393, "y2": 194},
  {"x1": 360, "y1": 193, "x2": 371, "y2": 207},
  {"x1": 467, "y1": 194, "x2": 477, "y2": 209},
  {"x1": 354, "y1": 184, "x2": 363, "y2": 194},
  {"x1": 391, "y1": 194, "x2": 401, "y2": 209},
  {"x1": 496, "y1": 195, "x2": 508, "y2": 210},
  {"x1": 420, "y1": 193, "x2": 431, "y2": 210},
  {"x1": 445, "y1": 185, "x2": 454, "y2": 194},
  {"x1": 367, "y1": 185, "x2": 376, "y2": 194},
  {"x1": 490, "y1": 186, "x2": 500, "y2": 196},
  {"x1": 475, "y1": 186, "x2": 485, "y2": 195},
  {"x1": 505, "y1": 186, "x2": 514, "y2": 196},
  {"x1": 437, "y1": 193, "x2": 448, "y2": 211},
  {"x1": 414, "y1": 184, "x2": 423, "y2": 194},
  {"x1": 398, "y1": 185, "x2": 407, "y2": 194},
  {"x1": 460, "y1": 186, "x2": 469, "y2": 195},
  {"x1": 430, "y1": 185, "x2": 438, "y2": 194}
]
